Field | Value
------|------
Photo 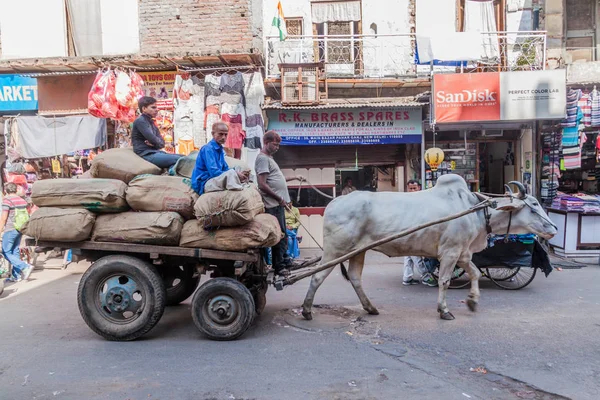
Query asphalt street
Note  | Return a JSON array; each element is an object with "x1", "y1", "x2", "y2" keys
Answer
[{"x1": 0, "y1": 252, "x2": 598, "y2": 400}]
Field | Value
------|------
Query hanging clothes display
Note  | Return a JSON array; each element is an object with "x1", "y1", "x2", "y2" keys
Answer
[
  {"x1": 205, "y1": 104, "x2": 221, "y2": 141},
  {"x1": 189, "y1": 92, "x2": 206, "y2": 148},
  {"x1": 244, "y1": 72, "x2": 266, "y2": 149},
  {"x1": 590, "y1": 88, "x2": 600, "y2": 127},
  {"x1": 578, "y1": 92, "x2": 592, "y2": 127}
]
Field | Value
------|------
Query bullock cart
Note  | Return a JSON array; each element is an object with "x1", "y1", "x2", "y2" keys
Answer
[{"x1": 26, "y1": 197, "x2": 497, "y2": 341}]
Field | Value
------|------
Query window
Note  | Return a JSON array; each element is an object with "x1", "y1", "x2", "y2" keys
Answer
[
  {"x1": 566, "y1": 0, "x2": 596, "y2": 61},
  {"x1": 285, "y1": 18, "x2": 304, "y2": 36}
]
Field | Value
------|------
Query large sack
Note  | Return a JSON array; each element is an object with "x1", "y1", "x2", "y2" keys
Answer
[
  {"x1": 90, "y1": 148, "x2": 162, "y2": 183},
  {"x1": 93, "y1": 211, "x2": 184, "y2": 245},
  {"x1": 24, "y1": 208, "x2": 96, "y2": 242},
  {"x1": 127, "y1": 175, "x2": 198, "y2": 219},
  {"x1": 171, "y1": 150, "x2": 249, "y2": 178},
  {"x1": 180, "y1": 213, "x2": 283, "y2": 250},
  {"x1": 194, "y1": 187, "x2": 264, "y2": 227},
  {"x1": 31, "y1": 178, "x2": 128, "y2": 213}
]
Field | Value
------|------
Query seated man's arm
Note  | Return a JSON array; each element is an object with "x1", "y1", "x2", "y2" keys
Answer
[{"x1": 137, "y1": 118, "x2": 165, "y2": 149}]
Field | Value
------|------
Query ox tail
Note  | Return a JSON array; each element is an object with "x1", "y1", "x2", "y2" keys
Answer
[{"x1": 340, "y1": 262, "x2": 350, "y2": 281}]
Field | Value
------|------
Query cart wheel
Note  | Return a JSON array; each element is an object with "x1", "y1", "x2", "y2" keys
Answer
[
  {"x1": 252, "y1": 283, "x2": 268, "y2": 315},
  {"x1": 77, "y1": 255, "x2": 166, "y2": 341},
  {"x1": 433, "y1": 267, "x2": 470, "y2": 289},
  {"x1": 191, "y1": 278, "x2": 255, "y2": 341},
  {"x1": 0, "y1": 278, "x2": 4, "y2": 297},
  {"x1": 485, "y1": 267, "x2": 521, "y2": 281},
  {"x1": 161, "y1": 265, "x2": 200, "y2": 306},
  {"x1": 486, "y1": 267, "x2": 537, "y2": 290}
]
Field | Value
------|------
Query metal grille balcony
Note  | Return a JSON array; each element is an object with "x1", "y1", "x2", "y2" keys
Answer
[{"x1": 265, "y1": 31, "x2": 547, "y2": 79}]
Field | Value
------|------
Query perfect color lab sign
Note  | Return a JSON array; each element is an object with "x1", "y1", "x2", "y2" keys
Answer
[
  {"x1": 433, "y1": 70, "x2": 566, "y2": 123},
  {"x1": 0, "y1": 74, "x2": 38, "y2": 111}
]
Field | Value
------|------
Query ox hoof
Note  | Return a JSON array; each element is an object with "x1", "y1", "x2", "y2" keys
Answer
[
  {"x1": 365, "y1": 307, "x2": 379, "y2": 315},
  {"x1": 301, "y1": 310, "x2": 313, "y2": 321},
  {"x1": 466, "y1": 298, "x2": 478, "y2": 312},
  {"x1": 439, "y1": 311, "x2": 455, "y2": 320}
]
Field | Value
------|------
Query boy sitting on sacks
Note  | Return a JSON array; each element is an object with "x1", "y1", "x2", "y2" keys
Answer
[{"x1": 191, "y1": 122, "x2": 250, "y2": 195}]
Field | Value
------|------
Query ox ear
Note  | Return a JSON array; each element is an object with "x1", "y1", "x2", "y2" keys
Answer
[{"x1": 496, "y1": 200, "x2": 525, "y2": 212}]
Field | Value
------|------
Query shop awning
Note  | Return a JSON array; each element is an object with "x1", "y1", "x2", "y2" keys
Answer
[
  {"x1": 0, "y1": 53, "x2": 262, "y2": 75},
  {"x1": 262, "y1": 96, "x2": 428, "y2": 110}
]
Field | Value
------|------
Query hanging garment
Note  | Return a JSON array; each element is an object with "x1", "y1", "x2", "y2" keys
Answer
[
  {"x1": 173, "y1": 100, "x2": 193, "y2": 143},
  {"x1": 206, "y1": 95, "x2": 221, "y2": 106},
  {"x1": 205, "y1": 74, "x2": 221, "y2": 99},
  {"x1": 590, "y1": 89, "x2": 600, "y2": 126},
  {"x1": 177, "y1": 138, "x2": 195, "y2": 156},
  {"x1": 245, "y1": 113, "x2": 265, "y2": 149},
  {"x1": 579, "y1": 92, "x2": 592, "y2": 127},
  {"x1": 221, "y1": 102, "x2": 246, "y2": 126},
  {"x1": 222, "y1": 113, "x2": 245, "y2": 149},
  {"x1": 189, "y1": 93, "x2": 206, "y2": 148},
  {"x1": 220, "y1": 72, "x2": 246, "y2": 106},
  {"x1": 244, "y1": 72, "x2": 266, "y2": 103},
  {"x1": 205, "y1": 104, "x2": 221, "y2": 139},
  {"x1": 174, "y1": 75, "x2": 193, "y2": 101}
]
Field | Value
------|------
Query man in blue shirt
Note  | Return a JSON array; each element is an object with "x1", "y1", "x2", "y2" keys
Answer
[
  {"x1": 132, "y1": 96, "x2": 183, "y2": 169},
  {"x1": 191, "y1": 122, "x2": 249, "y2": 195}
]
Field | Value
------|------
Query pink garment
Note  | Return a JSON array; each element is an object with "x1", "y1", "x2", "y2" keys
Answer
[{"x1": 222, "y1": 113, "x2": 245, "y2": 149}]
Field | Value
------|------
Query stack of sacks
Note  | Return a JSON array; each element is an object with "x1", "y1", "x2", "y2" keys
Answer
[
  {"x1": 25, "y1": 178, "x2": 128, "y2": 242},
  {"x1": 26, "y1": 147, "x2": 281, "y2": 251},
  {"x1": 180, "y1": 186, "x2": 283, "y2": 251}
]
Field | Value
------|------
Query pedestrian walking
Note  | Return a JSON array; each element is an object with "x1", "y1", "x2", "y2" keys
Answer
[{"x1": 1, "y1": 183, "x2": 33, "y2": 282}]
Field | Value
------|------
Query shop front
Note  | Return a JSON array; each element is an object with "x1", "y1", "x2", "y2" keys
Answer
[
  {"x1": 265, "y1": 101, "x2": 424, "y2": 248},
  {"x1": 429, "y1": 70, "x2": 567, "y2": 196},
  {"x1": 541, "y1": 85, "x2": 600, "y2": 259}
]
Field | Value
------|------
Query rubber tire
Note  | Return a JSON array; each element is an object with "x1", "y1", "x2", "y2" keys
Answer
[
  {"x1": 77, "y1": 255, "x2": 166, "y2": 341},
  {"x1": 162, "y1": 265, "x2": 200, "y2": 306},
  {"x1": 486, "y1": 267, "x2": 537, "y2": 290},
  {"x1": 191, "y1": 278, "x2": 256, "y2": 341},
  {"x1": 0, "y1": 278, "x2": 4, "y2": 297}
]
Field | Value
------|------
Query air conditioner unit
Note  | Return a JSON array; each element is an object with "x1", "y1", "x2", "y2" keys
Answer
[
  {"x1": 280, "y1": 63, "x2": 323, "y2": 105},
  {"x1": 481, "y1": 129, "x2": 504, "y2": 137}
]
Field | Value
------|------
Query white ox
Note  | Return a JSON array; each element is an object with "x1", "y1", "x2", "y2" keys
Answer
[{"x1": 301, "y1": 174, "x2": 558, "y2": 321}]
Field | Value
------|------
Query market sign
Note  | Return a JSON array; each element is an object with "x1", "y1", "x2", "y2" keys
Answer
[
  {"x1": 433, "y1": 70, "x2": 566, "y2": 123},
  {"x1": 0, "y1": 74, "x2": 38, "y2": 111},
  {"x1": 139, "y1": 71, "x2": 176, "y2": 110},
  {"x1": 266, "y1": 107, "x2": 423, "y2": 145}
]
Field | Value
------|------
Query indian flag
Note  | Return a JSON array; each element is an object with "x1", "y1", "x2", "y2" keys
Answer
[{"x1": 272, "y1": 1, "x2": 287, "y2": 41}]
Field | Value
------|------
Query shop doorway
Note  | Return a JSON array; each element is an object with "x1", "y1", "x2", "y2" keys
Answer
[
  {"x1": 478, "y1": 141, "x2": 516, "y2": 194},
  {"x1": 336, "y1": 165, "x2": 402, "y2": 194}
]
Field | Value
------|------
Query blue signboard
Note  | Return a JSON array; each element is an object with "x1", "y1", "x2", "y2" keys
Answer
[
  {"x1": 266, "y1": 107, "x2": 423, "y2": 145},
  {"x1": 0, "y1": 75, "x2": 38, "y2": 111}
]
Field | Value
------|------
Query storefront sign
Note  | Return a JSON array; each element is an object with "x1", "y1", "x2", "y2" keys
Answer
[
  {"x1": 0, "y1": 75, "x2": 38, "y2": 111},
  {"x1": 139, "y1": 71, "x2": 176, "y2": 110},
  {"x1": 433, "y1": 70, "x2": 566, "y2": 123},
  {"x1": 266, "y1": 107, "x2": 423, "y2": 145}
]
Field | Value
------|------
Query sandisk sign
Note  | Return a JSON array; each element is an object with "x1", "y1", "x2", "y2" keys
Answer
[{"x1": 433, "y1": 70, "x2": 566, "y2": 123}]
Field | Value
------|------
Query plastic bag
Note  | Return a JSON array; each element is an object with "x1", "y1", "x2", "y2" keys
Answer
[
  {"x1": 87, "y1": 69, "x2": 118, "y2": 119},
  {"x1": 115, "y1": 70, "x2": 133, "y2": 107}
]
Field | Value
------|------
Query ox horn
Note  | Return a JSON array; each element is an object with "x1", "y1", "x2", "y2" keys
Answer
[
  {"x1": 508, "y1": 181, "x2": 527, "y2": 199},
  {"x1": 504, "y1": 184, "x2": 514, "y2": 197}
]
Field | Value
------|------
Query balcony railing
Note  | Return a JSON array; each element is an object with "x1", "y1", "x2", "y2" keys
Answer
[{"x1": 265, "y1": 31, "x2": 547, "y2": 79}]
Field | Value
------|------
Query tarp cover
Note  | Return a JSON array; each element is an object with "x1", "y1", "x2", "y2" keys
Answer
[{"x1": 16, "y1": 115, "x2": 106, "y2": 158}]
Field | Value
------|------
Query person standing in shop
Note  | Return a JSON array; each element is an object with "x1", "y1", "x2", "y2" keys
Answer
[
  {"x1": 1, "y1": 183, "x2": 33, "y2": 282},
  {"x1": 402, "y1": 180, "x2": 438, "y2": 287},
  {"x1": 255, "y1": 131, "x2": 304, "y2": 276},
  {"x1": 341, "y1": 177, "x2": 357, "y2": 195},
  {"x1": 132, "y1": 96, "x2": 183, "y2": 169}
]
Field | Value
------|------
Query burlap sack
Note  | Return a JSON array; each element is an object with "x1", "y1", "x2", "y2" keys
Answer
[
  {"x1": 90, "y1": 148, "x2": 162, "y2": 183},
  {"x1": 126, "y1": 175, "x2": 198, "y2": 219},
  {"x1": 24, "y1": 208, "x2": 96, "y2": 242},
  {"x1": 31, "y1": 179, "x2": 129, "y2": 213},
  {"x1": 180, "y1": 213, "x2": 283, "y2": 250},
  {"x1": 194, "y1": 187, "x2": 264, "y2": 227},
  {"x1": 92, "y1": 211, "x2": 184, "y2": 245}
]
